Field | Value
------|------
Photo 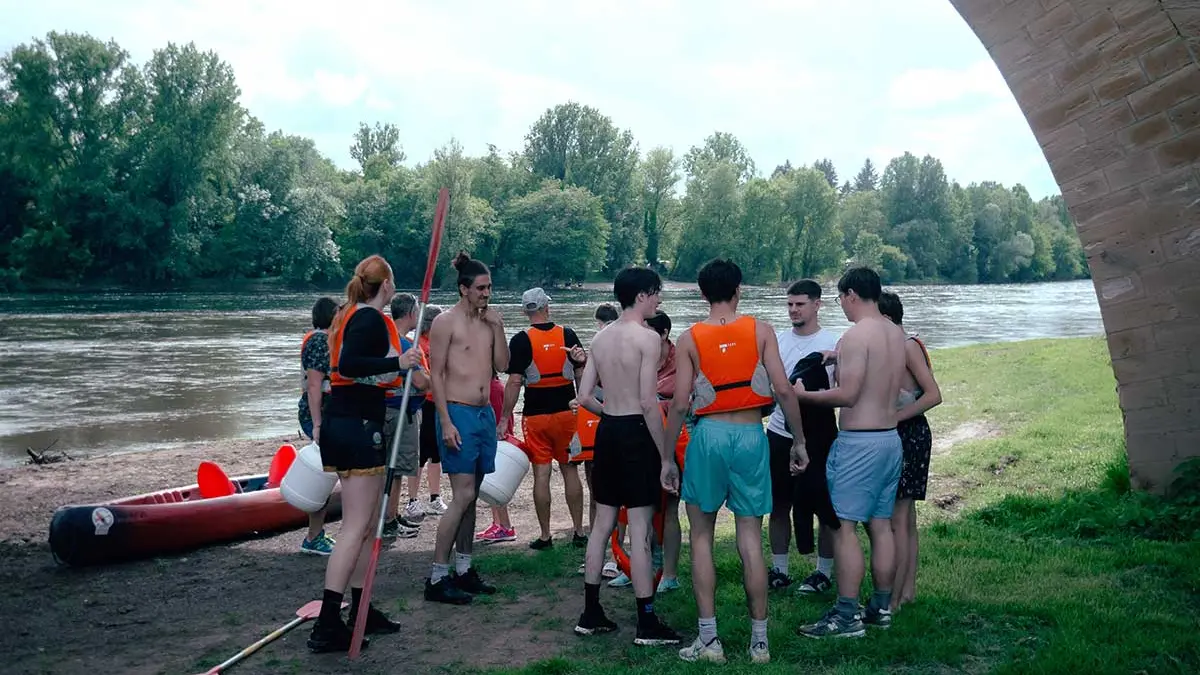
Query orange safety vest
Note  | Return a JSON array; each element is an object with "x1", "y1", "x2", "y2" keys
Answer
[
  {"x1": 524, "y1": 325, "x2": 573, "y2": 389},
  {"x1": 419, "y1": 334, "x2": 433, "y2": 401},
  {"x1": 576, "y1": 407, "x2": 601, "y2": 450},
  {"x1": 329, "y1": 304, "x2": 404, "y2": 389},
  {"x1": 690, "y1": 316, "x2": 774, "y2": 416}
]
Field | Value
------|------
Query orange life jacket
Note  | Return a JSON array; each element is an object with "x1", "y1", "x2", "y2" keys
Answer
[
  {"x1": 690, "y1": 316, "x2": 774, "y2": 416},
  {"x1": 329, "y1": 304, "x2": 404, "y2": 389},
  {"x1": 659, "y1": 402, "x2": 689, "y2": 470},
  {"x1": 576, "y1": 407, "x2": 601, "y2": 450},
  {"x1": 524, "y1": 325, "x2": 574, "y2": 389},
  {"x1": 419, "y1": 334, "x2": 433, "y2": 401}
]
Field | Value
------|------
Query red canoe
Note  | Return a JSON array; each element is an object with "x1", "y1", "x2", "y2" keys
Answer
[{"x1": 49, "y1": 473, "x2": 343, "y2": 567}]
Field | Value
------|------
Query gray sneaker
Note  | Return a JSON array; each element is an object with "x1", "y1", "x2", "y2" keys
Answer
[{"x1": 797, "y1": 607, "x2": 866, "y2": 639}]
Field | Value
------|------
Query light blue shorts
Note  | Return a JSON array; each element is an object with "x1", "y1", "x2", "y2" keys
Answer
[
  {"x1": 826, "y1": 429, "x2": 903, "y2": 522},
  {"x1": 680, "y1": 418, "x2": 772, "y2": 517}
]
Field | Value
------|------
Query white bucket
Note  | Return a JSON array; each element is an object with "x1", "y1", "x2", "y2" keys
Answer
[
  {"x1": 280, "y1": 443, "x2": 338, "y2": 513},
  {"x1": 479, "y1": 440, "x2": 530, "y2": 507}
]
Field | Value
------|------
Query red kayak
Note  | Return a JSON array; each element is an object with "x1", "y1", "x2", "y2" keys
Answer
[{"x1": 49, "y1": 472, "x2": 343, "y2": 567}]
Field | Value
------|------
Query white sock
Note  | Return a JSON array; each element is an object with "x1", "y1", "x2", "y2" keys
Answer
[
  {"x1": 698, "y1": 616, "x2": 718, "y2": 644},
  {"x1": 431, "y1": 562, "x2": 450, "y2": 584},
  {"x1": 751, "y1": 618, "x2": 768, "y2": 647},
  {"x1": 817, "y1": 556, "x2": 834, "y2": 577},
  {"x1": 455, "y1": 552, "x2": 472, "y2": 575},
  {"x1": 771, "y1": 554, "x2": 789, "y2": 575}
]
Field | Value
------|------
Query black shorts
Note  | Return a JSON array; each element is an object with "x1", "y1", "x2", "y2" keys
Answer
[
  {"x1": 767, "y1": 429, "x2": 839, "y2": 554},
  {"x1": 592, "y1": 414, "x2": 661, "y2": 509},
  {"x1": 418, "y1": 399, "x2": 441, "y2": 466},
  {"x1": 320, "y1": 415, "x2": 386, "y2": 477},
  {"x1": 897, "y1": 415, "x2": 932, "y2": 501}
]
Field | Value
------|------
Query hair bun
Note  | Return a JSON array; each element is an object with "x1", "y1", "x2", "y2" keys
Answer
[{"x1": 452, "y1": 250, "x2": 471, "y2": 271}]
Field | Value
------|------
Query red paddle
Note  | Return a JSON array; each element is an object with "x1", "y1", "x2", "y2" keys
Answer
[{"x1": 349, "y1": 186, "x2": 450, "y2": 659}]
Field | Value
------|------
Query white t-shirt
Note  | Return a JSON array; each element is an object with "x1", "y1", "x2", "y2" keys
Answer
[{"x1": 766, "y1": 327, "x2": 841, "y2": 439}]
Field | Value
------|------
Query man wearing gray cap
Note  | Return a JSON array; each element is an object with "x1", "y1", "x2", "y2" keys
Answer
[{"x1": 497, "y1": 287, "x2": 589, "y2": 549}]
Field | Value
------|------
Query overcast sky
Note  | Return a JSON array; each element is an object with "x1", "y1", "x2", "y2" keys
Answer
[{"x1": 1, "y1": 0, "x2": 1061, "y2": 198}]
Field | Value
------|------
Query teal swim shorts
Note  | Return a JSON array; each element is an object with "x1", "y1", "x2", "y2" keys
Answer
[{"x1": 681, "y1": 418, "x2": 772, "y2": 517}]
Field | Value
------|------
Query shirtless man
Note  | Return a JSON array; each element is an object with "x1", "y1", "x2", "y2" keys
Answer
[
  {"x1": 424, "y1": 252, "x2": 509, "y2": 605},
  {"x1": 573, "y1": 267, "x2": 681, "y2": 647},
  {"x1": 665, "y1": 258, "x2": 807, "y2": 665},
  {"x1": 794, "y1": 266, "x2": 906, "y2": 638}
]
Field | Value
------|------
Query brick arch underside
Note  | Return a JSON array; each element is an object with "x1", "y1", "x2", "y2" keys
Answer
[{"x1": 950, "y1": 0, "x2": 1199, "y2": 491}]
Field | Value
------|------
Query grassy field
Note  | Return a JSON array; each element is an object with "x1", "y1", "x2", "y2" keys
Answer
[{"x1": 469, "y1": 337, "x2": 1200, "y2": 675}]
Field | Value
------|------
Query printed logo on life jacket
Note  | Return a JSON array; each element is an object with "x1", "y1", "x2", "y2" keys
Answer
[
  {"x1": 586, "y1": 419, "x2": 598, "y2": 429},
  {"x1": 540, "y1": 343, "x2": 554, "y2": 350},
  {"x1": 718, "y1": 341, "x2": 737, "y2": 353}
]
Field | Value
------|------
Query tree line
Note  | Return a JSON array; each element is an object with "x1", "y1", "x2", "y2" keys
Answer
[{"x1": 0, "y1": 32, "x2": 1089, "y2": 290}]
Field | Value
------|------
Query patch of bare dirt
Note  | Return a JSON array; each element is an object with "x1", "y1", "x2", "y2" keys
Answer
[
  {"x1": 932, "y1": 421, "x2": 1002, "y2": 455},
  {"x1": 0, "y1": 431, "x2": 597, "y2": 674}
]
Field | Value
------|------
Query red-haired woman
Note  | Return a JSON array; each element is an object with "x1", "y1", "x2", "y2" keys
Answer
[{"x1": 308, "y1": 255, "x2": 423, "y2": 653}]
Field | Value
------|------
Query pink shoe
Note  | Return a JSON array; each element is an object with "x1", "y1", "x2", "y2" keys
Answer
[{"x1": 476, "y1": 523, "x2": 517, "y2": 543}]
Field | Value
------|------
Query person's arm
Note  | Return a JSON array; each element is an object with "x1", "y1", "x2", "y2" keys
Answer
[
  {"x1": 428, "y1": 313, "x2": 460, "y2": 449},
  {"x1": 337, "y1": 311, "x2": 405, "y2": 377},
  {"x1": 575, "y1": 356, "x2": 602, "y2": 415},
  {"x1": 796, "y1": 328, "x2": 865, "y2": 408},
  {"x1": 564, "y1": 328, "x2": 586, "y2": 378},
  {"x1": 897, "y1": 341, "x2": 942, "y2": 421},
  {"x1": 499, "y1": 333, "x2": 529, "y2": 432},
  {"x1": 640, "y1": 330, "x2": 667, "y2": 459},
  {"x1": 500, "y1": 374, "x2": 522, "y2": 431},
  {"x1": 760, "y1": 320, "x2": 808, "y2": 472},
  {"x1": 305, "y1": 370, "x2": 323, "y2": 439},
  {"x1": 662, "y1": 330, "x2": 695, "y2": 494},
  {"x1": 483, "y1": 308, "x2": 508, "y2": 373}
]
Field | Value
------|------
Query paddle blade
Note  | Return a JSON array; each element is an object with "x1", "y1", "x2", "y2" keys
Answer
[
  {"x1": 348, "y1": 538, "x2": 383, "y2": 659},
  {"x1": 197, "y1": 461, "x2": 236, "y2": 499},
  {"x1": 295, "y1": 599, "x2": 323, "y2": 620},
  {"x1": 266, "y1": 444, "x2": 297, "y2": 488}
]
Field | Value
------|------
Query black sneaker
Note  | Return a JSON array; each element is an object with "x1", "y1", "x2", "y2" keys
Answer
[
  {"x1": 424, "y1": 576, "x2": 473, "y2": 605},
  {"x1": 347, "y1": 604, "x2": 401, "y2": 635},
  {"x1": 529, "y1": 537, "x2": 553, "y2": 550},
  {"x1": 572, "y1": 533, "x2": 588, "y2": 548},
  {"x1": 574, "y1": 610, "x2": 618, "y2": 636},
  {"x1": 862, "y1": 605, "x2": 893, "y2": 629},
  {"x1": 382, "y1": 518, "x2": 418, "y2": 539},
  {"x1": 634, "y1": 616, "x2": 682, "y2": 646},
  {"x1": 796, "y1": 606, "x2": 865, "y2": 639},
  {"x1": 307, "y1": 616, "x2": 370, "y2": 653},
  {"x1": 768, "y1": 569, "x2": 793, "y2": 590},
  {"x1": 796, "y1": 570, "x2": 832, "y2": 594},
  {"x1": 454, "y1": 568, "x2": 497, "y2": 595}
]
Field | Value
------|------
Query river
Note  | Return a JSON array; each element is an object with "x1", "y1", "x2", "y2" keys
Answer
[{"x1": 0, "y1": 279, "x2": 1103, "y2": 467}]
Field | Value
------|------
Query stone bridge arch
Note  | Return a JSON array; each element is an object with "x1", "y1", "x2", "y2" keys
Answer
[{"x1": 951, "y1": 0, "x2": 1198, "y2": 490}]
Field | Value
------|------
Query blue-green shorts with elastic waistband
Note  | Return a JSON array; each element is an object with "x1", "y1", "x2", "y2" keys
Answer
[{"x1": 681, "y1": 417, "x2": 772, "y2": 517}]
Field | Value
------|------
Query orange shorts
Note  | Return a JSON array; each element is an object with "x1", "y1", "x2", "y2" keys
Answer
[
  {"x1": 573, "y1": 447, "x2": 594, "y2": 464},
  {"x1": 522, "y1": 410, "x2": 577, "y2": 465}
]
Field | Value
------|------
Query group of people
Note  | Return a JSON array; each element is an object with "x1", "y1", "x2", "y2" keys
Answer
[{"x1": 290, "y1": 250, "x2": 942, "y2": 663}]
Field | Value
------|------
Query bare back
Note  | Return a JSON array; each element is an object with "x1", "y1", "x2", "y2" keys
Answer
[
  {"x1": 835, "y1": 315, "x2": 907, "y2": 431},
  {"x1": 589, "y1": 319, "x2": 659, "y2": 417},
  {"x1": 432, "y1": 305, "x2": 496, "y2": 407}
]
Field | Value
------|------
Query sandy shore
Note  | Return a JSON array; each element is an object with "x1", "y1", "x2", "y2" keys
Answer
[{"x1": 0, "y1": 431, "x2": 597, "y2": 674}]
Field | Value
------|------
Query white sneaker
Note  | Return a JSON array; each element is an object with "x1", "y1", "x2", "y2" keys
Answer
[
  {"x1": 749, "y1": 640, "x2": 770, "y2": 664},
  {"x1": 426, "y1": 496, "x2": 448, "y2": 515},
  {"x1": 678, "y1": 637, "x2": 725, "y2": 664},
  {"x1": 602, "y1": 560, "x2": 619, "y2": 579},
  {"x1": 403, "y1": 500, "x2": 427, "y2": 522}
]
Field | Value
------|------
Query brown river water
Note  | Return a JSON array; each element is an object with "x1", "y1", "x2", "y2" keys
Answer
[{"x1": 0, "y1": 280, "x2": 1103, "y2": 467}]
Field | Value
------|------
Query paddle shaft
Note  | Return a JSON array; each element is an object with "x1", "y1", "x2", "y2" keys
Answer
[
  {"x1": 350, "y1": 187, "x2": 449, "y2": 660},
  {"x1": 204, "y1": 615, "x2": 308, "y2": 674}
]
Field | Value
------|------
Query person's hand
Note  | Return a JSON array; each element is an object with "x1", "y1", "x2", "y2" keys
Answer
[
  {"x1": 441, "y1": 419, "x2": 462, "y2": 451},
  {"x1": 789, "y1": 438, "x2": 810, "y2": 474},
  {"x1": 568, "y1": 398, "x2": 580, "y2": 414},
  {"x1": 563, "y1": 345, "x2": 586, "y2": 363},
  {"x1": 312, "y1": 423, "x2": 321, "y2": 445},
  {"x1": 496, "y1": 416, "x2": 510, "y2": 440},
  {"x1": 820, "y1": 350, "x2": 837, "y2": 365},
  {"x1": 481, "y1": 307, "x2": 504, "y2": 328},
  {"x1": 660, "y1": 460, "x2": 680, "y2": 496},
  {"x1": 399, "y1": 345, "x2": 423, "y2": 370}
]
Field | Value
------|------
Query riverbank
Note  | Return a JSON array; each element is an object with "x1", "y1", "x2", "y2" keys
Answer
[{"x1": 2, "y1": 336, "x2": 1195, "y2": 674}]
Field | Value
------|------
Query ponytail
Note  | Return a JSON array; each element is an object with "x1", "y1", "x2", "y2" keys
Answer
[{"x1": 330, "y1": 255, "x2": 394, "y2": 338}]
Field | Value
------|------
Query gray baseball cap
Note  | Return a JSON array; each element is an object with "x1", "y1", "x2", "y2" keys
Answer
[{"x1": 521, "y1": 287, "x2": 551, "y2": 311}]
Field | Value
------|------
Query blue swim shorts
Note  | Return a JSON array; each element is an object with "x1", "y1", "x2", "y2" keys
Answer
[
  {"x1": 680, "y1": 418, "x2": 772, "y2": 517},
  {"x1": 435, "y1": 403, "x2": 498, "y2": 476},
  {"x1": 826, "y1": 429, "x2": 903, "y2": 523}
]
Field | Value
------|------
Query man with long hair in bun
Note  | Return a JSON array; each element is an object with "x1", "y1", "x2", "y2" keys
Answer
[
  {"x1": 424, "y1": 251, "x2": 509, "y2": 605},
  {"x1": 307, "y1": 255, "x2": 423, "y2": 653}
]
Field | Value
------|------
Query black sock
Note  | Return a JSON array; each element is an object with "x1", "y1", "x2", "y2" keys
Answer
[
  {"x1": 584, "y1": 582, "x2": 600, "y2": 614},
  {"x1": 636, "y1": 596, "x2": 656, "y2": 627},
  {"x1": 319, "y1": 589, "x2": 344, "y2": 624},
  {"x1": 350, "y1": 587, "x2": 364, "y2": 616},
  {"x1": 430, "y1": 493, "x2": 439, "y2": 501}
]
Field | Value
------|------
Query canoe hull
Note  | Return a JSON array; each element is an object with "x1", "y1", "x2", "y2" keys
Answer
[{"x1": 49, "y1": 474, "x2": 343, "y2": 567}]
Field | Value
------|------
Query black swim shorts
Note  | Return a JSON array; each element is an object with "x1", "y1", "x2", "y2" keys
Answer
[{"x1": 592, "y1": 413, "x2": 661, "y2": 509}]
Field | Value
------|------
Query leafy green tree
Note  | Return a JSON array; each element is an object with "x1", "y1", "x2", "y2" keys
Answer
[
  {"x1": 683, "y1": 132, "x2": 755, "y2": 183},
  {"x1": 499, "y1": 180, "x2": 609, "y2": 285}
]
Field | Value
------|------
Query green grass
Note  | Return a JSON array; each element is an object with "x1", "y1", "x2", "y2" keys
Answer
[{"x1": 472, "y1": 336, "x2": 1200, "y2": 674}]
